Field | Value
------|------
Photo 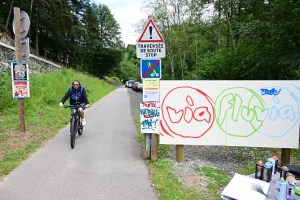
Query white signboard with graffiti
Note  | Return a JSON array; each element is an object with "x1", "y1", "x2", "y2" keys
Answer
[
  {"x1": 140, "y1": 102, "x2": 160, "y2": 133},
  {"x1": 160, "y1": 80, "x2": 300, "y2": 148}
]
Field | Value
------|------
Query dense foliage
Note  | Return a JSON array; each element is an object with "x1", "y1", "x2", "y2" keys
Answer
[
  {"x1": 1, "y1": 0, "x2": 300, "y2": 81},
  {"x1": 0, "y1": 0, "x2": 125, "y2": 78},
  {"x1": 138, "y1": 0, "x2": 300, "y2": 80}
]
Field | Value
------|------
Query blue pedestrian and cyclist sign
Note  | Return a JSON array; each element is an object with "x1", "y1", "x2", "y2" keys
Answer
[{"x1": 140, "y1": 59, "x2": 161, "y2": 79}]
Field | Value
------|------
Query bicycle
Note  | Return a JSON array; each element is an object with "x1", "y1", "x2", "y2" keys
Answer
[{"x1": 64, "y1": 102, "x2": 84, "y2": 148}]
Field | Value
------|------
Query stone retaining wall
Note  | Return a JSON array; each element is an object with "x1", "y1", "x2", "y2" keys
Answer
[{"x1": 0, "y1": 41, "x2": 61, "y2": 75}]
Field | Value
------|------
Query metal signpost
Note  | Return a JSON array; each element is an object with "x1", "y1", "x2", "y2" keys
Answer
[{"x1": 137, "y1": 16, "x2": 165, "y2": 161}]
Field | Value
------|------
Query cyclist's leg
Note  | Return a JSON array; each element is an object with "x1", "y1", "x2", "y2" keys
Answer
[
  {"x1": 78, "y1": 103, "x2": 86, "y2": 119},
  {"x1": 79, "y1": 103, "x2": 86, "y2": 125}
]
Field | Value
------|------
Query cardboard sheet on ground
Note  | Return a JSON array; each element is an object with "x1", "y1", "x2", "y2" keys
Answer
[
  {"x1": 159, "y1": 80, "x2": 300, "y2": 148},
  {"x1": 221, "y1": 173, "x2": 270, "y2": 200}
]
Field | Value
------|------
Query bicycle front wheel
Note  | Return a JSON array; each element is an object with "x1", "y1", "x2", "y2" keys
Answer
[
  {"x1": 78, "y1": 117, "x2": 83, "y2": 136},
  {"x1": 70, "y1": 117, "x2": 76, "y2": 148}
]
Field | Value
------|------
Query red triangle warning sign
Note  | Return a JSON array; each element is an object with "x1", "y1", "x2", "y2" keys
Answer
[{"x1": 138, "y1": 18, "x2": 164, "y2": 43}]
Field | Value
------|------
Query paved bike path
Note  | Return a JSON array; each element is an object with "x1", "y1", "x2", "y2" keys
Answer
[{"x1": 0, "y1": 88, "x2": 157, "y2": 200}]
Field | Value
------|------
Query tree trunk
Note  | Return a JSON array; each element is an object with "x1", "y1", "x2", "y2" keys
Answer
[
  {"x1": 35, "y1": 0, "x2": 39, "y2": 53},
  {"x1": 6, "y1": 0, "x2": 14, "y2": 30}
]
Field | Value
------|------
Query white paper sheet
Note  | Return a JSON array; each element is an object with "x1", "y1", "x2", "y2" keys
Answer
[{"x1": 221, "y1": 173, "x2": 270, "y2": 200}]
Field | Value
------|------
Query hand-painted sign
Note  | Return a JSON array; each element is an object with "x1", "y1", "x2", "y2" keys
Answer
[
  {"x1": 140, "y1": 59, "x2": 161, "y2": 79},
  {"x1": 140, "y1": 102, "x2": 160, "y2": 133},
  {"x1": 160, "y1": 80, "x2": 300, "y2": 149}
]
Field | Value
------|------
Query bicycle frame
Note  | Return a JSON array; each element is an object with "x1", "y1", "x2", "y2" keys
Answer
[{"x1": 64, "y1": 103, "x2": 83, "y2": 149}]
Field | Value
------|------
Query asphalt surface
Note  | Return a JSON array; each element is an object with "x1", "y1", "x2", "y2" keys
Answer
[{"x1": 0, "y1": 87, "x2": 157, "y2": 200}]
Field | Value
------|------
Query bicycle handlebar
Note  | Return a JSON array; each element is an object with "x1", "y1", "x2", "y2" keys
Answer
[{"x1": 63, "y1": 103, "x2": 84, "y2": 108}]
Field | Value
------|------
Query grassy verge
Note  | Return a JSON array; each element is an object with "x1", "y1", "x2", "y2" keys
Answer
[{"x1": 0, "y1": 68, "x2": 116, "y2": 179}]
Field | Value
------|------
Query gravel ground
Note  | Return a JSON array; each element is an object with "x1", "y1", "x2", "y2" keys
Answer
[{"x1": 126, "y1": 87, "x2": 251, "y2": 189}]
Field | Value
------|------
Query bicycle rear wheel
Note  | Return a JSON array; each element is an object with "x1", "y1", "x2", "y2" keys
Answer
[
  {"x1": 70, "y1": 117, "x2": 76, "y2": 148},
  {"x1": 78, "y1": 117, "x2": 83, "y2": 136}
]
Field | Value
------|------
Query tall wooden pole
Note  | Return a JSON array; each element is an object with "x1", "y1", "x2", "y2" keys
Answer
[{"x1": 14, "y1": 7, "x2": 25, "y2": 132}]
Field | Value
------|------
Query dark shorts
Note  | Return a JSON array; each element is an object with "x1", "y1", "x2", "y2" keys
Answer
[{"x1": 70, "y1": 103, "x2": 86, "y2": 114}]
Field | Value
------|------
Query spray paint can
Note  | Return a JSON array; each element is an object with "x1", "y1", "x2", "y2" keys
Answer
[
  {"x1": 275, "y1": 177, "x2": 287, "y2": 200},
  {"x1": 268, "y1": 157, "x2": 276, "y2": 175},
  {"x1": 280, "y1": 166, "x2": 289, "y2": 180},
  {"x1": 255, "y1": 161, "x2": 264, "y2": 180},
  {"x1": 263, "y1": 161, "x2": 273, "y2": 182},
  {"x1": 271, "y1": 156, "x2": 279, "y2": 174},
  {"x1": 286, "y1": 174, "x2": 296, "y2": 199}
]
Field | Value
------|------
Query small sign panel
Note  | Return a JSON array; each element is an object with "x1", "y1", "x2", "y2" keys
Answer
[
  {"x1": 140, "y1": 59, "x2": 161, "y2": 79},
  {"x1": 136, "y1": 43, "x2": 165, "y2": 58},
  {"x1": 143, "y1": 79, "x2": 160, "y2": 102},
  {"x1": 11, "y1": 62, "x2": 29, "y2": 81},
  {"x1": 138, "y1": 18, "x2": 164, "y2": 42},
  {"x1": 140, "y1": 102, "x2": 160, "y2": 134},
  {"x1": 12, "y1": 81, "x2": 30, "y2": 98}
]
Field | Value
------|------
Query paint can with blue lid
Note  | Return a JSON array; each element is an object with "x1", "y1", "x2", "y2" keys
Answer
[
  {"x1": 268, "y1": 157, "x2": 275, "y2": 175},
  {"x1": 275, "y1": 177, "x2": 287, "y2": 200},
  {"x1": 263, "y1": 161, "x2": 273, "y2": 182}
]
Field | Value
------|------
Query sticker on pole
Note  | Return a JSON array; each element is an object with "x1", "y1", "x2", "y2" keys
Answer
[
  {"x1": 141, "y1": 59, "x2": 161, "y2": 79},
  {"x1": 138, "y1": 18, "x2": 164, "y2": 42}
]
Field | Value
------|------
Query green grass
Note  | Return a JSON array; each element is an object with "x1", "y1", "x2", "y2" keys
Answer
[
  {"x1": 195, "y1": 166, "x2": 231, "y2": 200},
  {"x1": 0, "y1": 68, "x2": 116, "y2": 177},
  {"x1": 151, "y1": 160, "x2": 202, "y2": 200}
]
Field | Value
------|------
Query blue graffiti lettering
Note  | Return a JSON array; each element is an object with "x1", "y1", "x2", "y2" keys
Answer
[
  {"x1": 141, "y1": 119, "x2": 159, "y2": 130},
  {"x1": 260, "y1": 88, "x2": 281, "y2": 96},
  {"x1": 140, "y1": 108, "x2": 160, "y2": 117}
]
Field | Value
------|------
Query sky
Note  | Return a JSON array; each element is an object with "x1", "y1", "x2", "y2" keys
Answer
[{"x1": 92, "y1": 0, "x2": 147, "y2": 46}]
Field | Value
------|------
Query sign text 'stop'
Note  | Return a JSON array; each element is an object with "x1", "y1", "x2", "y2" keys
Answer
[{"x1": 138, "y1": 18, "x2": 164, "y2": 43}]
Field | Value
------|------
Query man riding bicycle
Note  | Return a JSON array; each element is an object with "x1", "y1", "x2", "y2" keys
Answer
[{"x1": 59, "y1": 80, "x2": 90, "y2": 126}]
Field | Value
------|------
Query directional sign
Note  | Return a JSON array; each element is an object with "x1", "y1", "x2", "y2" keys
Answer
[
  {"x1": 140, "y1": 59, "x2": 161, "y2": 79},
  {"x1": 138, "y1": 18, "x2": 164, "y2": 42}
]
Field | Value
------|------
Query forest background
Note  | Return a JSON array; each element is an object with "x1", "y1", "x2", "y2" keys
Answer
[{"x1": 1, "y1": 0, "x2": 299, "y2": 81}]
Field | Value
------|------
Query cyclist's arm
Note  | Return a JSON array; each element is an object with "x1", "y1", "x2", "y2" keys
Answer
[
  {"x1": 82, "y1": 88, "x2": 89, "y2": 105},
  {"x1": 60, "y1": 90, "x2": 71, "y2": 104}
]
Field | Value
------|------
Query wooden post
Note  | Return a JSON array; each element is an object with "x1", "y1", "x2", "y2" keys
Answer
[
  {"x1": 281, "y1": 148, "x2": 291, "y2": 166},
  {"x1": 151, "y1": 134, "x2": 158, "y2": 161},
  {"x1": 176, "y1": 145, "x2": 184, "y2": 163},
  {"x1": 14, "y1": 7, "x2": 25, "y2": 132}
]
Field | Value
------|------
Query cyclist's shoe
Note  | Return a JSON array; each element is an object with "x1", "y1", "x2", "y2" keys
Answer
[{"x1": 82, "y1": 119, "x2": 86, "y2": 126}]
